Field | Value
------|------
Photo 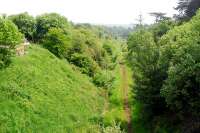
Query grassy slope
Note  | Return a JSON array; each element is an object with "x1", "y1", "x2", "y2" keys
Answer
[{"x1": 0, "y1": 45, "x2": 104, "y2": 133}]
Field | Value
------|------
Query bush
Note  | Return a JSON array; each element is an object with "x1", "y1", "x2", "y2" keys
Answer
[
  {"x1": 103, "y1": 42, "x2": 114, "y2": 56},
  {"x1": 159, "y1": 10, "x2": 200, "y2": 115},
  {"x1": 0, "y1": 18, "x2": 23, "y2": 68},
  {"x1": 42, "y1": 28, "x2": 72, "y2": 58},
  {"x1": 8, "y1": 12, "x2": 36, "y2": 41},
  {"x1": 102, "y1": 123, "x2": 125, "y2": 133},
  {"x1": 93, "y1": 70, "x2": 115, "y2": 89},
  {"x1": 70, "y1": 53, "x2": 99, "y2": 77},
  {"x1": 161, "y1": 30, "x2": 200, "y2": 119},
  {"x1": 127, "y1": 29, "x2": 166, "y2": 114},
  {"x1": 35, "y1": 13, "x2": 70, "y2": 41}
]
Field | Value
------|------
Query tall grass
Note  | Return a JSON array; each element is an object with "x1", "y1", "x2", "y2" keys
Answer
[{"x1": 0, "y1": 45, "x2": 104, "y2": 133}]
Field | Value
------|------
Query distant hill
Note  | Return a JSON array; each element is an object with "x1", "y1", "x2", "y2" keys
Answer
[
  {"x1": 102, "y1": 24, "x2": 135, "y2": 39},
  {"x1": 74, "y1": 23, "x2": 135, "y2": 39}
]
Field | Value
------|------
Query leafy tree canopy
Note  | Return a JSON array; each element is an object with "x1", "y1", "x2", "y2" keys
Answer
[
  {"x1": 0, "y1": 18, "x2": 23, "y2": 68},
  {"x1": 35, "y1": 13, "x2": 70, "y2": 41},
  {"x1": 8, "y1": 12, "x2": 36, "y2": 41},
  {"x1": 175, "y1": 0, "x2": 200, "y2": 21},
  {"x1": 42, "y1": 27, "x2": 72, "y2": 58}
]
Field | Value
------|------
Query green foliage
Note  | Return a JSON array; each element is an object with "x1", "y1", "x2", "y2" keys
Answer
[
  {"x1": 127, "y1": 10, "x2": 200, "y2": 132},
  {"x1": 161, "y1": 44, "x2": 200, "y2": 117},
  {"x1": 0, "y1": 18, "x2": 23, "y2": 68},
  {"x1": 0, "y1": 48, "x2": 12, "y2": 68},
  {"x1": 159, "y1": 11, "x2": 200, "y2": 121},
  {"x1": 93, "y1": 70, "x2": 115, "y2": 89},
  {"x1": 0, "y1": 45, "x2": 104, "y2": 132},
  {"x1": 103, "y1": 43, "x2": 113, "y2": 56},
  {"x1": 70, "y1": 29, "x2": 87, "y2": 54},
  {"x1": 127, "y1": 29, "x2": 165, "y2": 114},
  {"x1": 103, "y1": 65, "x2": 132, "y2": 131},
  {"x1": 175, "y1": 0, "x2": 200, "y2": 21},
  {"x1": 102, "y1": 123, "x2": 125, "y2": 133},
  {"x1": 149, "y1": 19, "x2": 175, "y2": 42},
  {"x1": 42, "y1": 28, "x2": 72, "y2": 58},
  {"x1": 0, "y1": 18, "x2": 23, "y2": 46},
  {"x1": 8, "y1": 12, "x2": 36, "y2": 41},
  {"x1": 103, "y1": 40, "x2": 119, "y2": 64},
  {"x1": 70, "y1": 53, "x2": 99, "y2": 77},
  {"x1": 35, "y1": 13, "x2": 70, "y2": 41}
]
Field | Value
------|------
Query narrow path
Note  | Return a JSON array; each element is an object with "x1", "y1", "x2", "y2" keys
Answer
[{"x1": 120, "y1": 65, "x2": 133, "y2": 133}]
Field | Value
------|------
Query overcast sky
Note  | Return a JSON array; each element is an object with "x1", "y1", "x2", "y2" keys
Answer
[{"x1": 0, "y1": 0, "x2": 178, "y2": 24}]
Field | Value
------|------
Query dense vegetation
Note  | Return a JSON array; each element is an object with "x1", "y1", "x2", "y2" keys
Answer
[
  {"x1": 1, "y1": 1, "x2": 200, "y2": 132},
  {"x1": 175, "y1": 0, "x2": 200, "y2": 21},
  {"x1": 0, "y1": 45, "x2": 104, "y2": 132},
  {"x1": 127, "y1": 9, "x2": 200, "y2": 133},
  {"x1": 0, "y1": 18, "x2": 23, "y2": 68},
  {"x1": 0, "y1": 12, "x2": 129, "y2": 133}
]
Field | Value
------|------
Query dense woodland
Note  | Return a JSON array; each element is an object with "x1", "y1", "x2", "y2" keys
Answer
[
  {"x1": 127, "y1": 0, "x2": 200, "y2": 132},
  {"x1": 0, "y1": 0, "x2": 200, "y2": 133}
]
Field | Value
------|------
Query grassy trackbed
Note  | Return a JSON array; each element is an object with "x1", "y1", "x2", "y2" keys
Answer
[{"x1": 103, "y1": 64, "x2": 133, "y2": 132}]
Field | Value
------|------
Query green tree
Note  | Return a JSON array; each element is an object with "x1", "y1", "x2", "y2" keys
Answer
[
  {"x1": 175, "y1": 0, "x2": 200, "y2": 21},
  {"x1": 8, "y1": 12, "x2": 36, "y2": 41},
  {"x1": 35, "y1": 13, "x2": 70, "y2": 41},
  {"x1": 0, "y1": 18, "x2": 23, "y2": 68},
  {"x1": 159, "y1": 11, "x2": 200, "y2": 131},
  {"x1": 127, "y1": 29, "x2": 165, "y2": 114},
  {"x1": 70, "y1": 53, "x2": 99, "y2": 77},
  {"x1": 149, "y1": 19, "x2": 175, "y2": 42},
  {"x1": 161, "y1": 43, "x2": 200, "y2": 117},
  {"x1": 42, "y1": 28, "x2": 72, "y2": 58}
]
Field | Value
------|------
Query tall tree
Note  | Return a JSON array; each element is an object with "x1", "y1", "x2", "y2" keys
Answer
[
  {"x1": 35, "y1": 13, "x2": 70, "y2": 41},
  {"x1": 175, "y1": 0, "x2": 200, "y2": 20},
  {"x1": 149, "y1": 12, "x2": 168, "y2": 23},
  {"x1": 9, "y1": 12, "x2": 36, "y2": 41}
]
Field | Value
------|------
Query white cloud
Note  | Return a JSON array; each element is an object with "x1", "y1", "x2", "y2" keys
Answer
[{"x1": 0, "y1": 0, "x2": 178, "y2": 24}]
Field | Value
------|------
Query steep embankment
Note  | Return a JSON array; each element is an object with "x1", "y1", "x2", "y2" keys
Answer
[{"x1": 0, "y1": 45, "x2": 104, "y2": 133}]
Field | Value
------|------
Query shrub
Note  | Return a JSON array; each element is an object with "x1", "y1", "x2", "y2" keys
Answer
[
  {"x1": 70, "y1": 53, "x2": 99, "y2": 77},
  {"x1": 35, "y1": 13, "x2": 70, "y2": 41},
  {"x1": 103, "y1": 43, "x2": 114, "y2": 56},
  {"x1": 0, "y1": 18, "x2": 23, "y2": 68},
  {"x1": 93, "y1": 70, "x2": 115, "y2": 89},
  {"x1": 8, "y1": 12, "x2": 36, "y2": 41},
  {"x1": 127, "y1": 29, "x2": 166, "y2": 114},
  {"x1": 161, "y1": 42, "x2": 200, "y2": 117},
  {"x1": 102, "y1": 123, "x2": 125, "y2": 133},
  {"x1": 42, "y1": 28, "x2": 72, "y2": 58},
  {"x1": 159, "y1": 15, "x2": 200, "y2": 117},
  {"x1": 70, "y1": 30, "x2": 87, "y2": 54}
]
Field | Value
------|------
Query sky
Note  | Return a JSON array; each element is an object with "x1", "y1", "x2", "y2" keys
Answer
[{"x1": 0, "y1": 0, "x2": 178, "y2": 24}]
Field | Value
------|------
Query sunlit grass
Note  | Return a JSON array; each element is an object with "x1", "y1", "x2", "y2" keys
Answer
[{"x1": 0, "y1": 45, "x2": 104, "y2": 133}]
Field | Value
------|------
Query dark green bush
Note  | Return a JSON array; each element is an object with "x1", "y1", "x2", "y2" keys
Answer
[
  {"x1": 161, "y1": 43, "x2": 200, "y2": 117},
  {"x1": 0, "y1": 18, "x2": 23, "y2": 68},
  {"x1": 127, "y1": 29, "x2": 166, "y2": 114},
  {"x1": 93, "y1": 70, "x2": 115, "y2": 89},
  {"x1": 0, "y1": 48, "x2": 12, "y2": 68},
  {"x1": 159, "y1": 10, "x2": 200, "y2": 121},
  {"x1": 9, "y1": 12, "x2": 36, "y2": 41},
  {"x1": 70, "y1": 53, "x2": 99, "y2": 77},
  {"x1": 35, "y1": 13, "x2": 70, "y2": 41},
  {"x1": 42, "y1": 28, "x2": 72, "y2": 58}
]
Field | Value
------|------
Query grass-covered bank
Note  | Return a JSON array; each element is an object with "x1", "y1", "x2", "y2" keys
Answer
[{"x1": 0, "y1": 45, "x2": 105, "y2": 133}]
